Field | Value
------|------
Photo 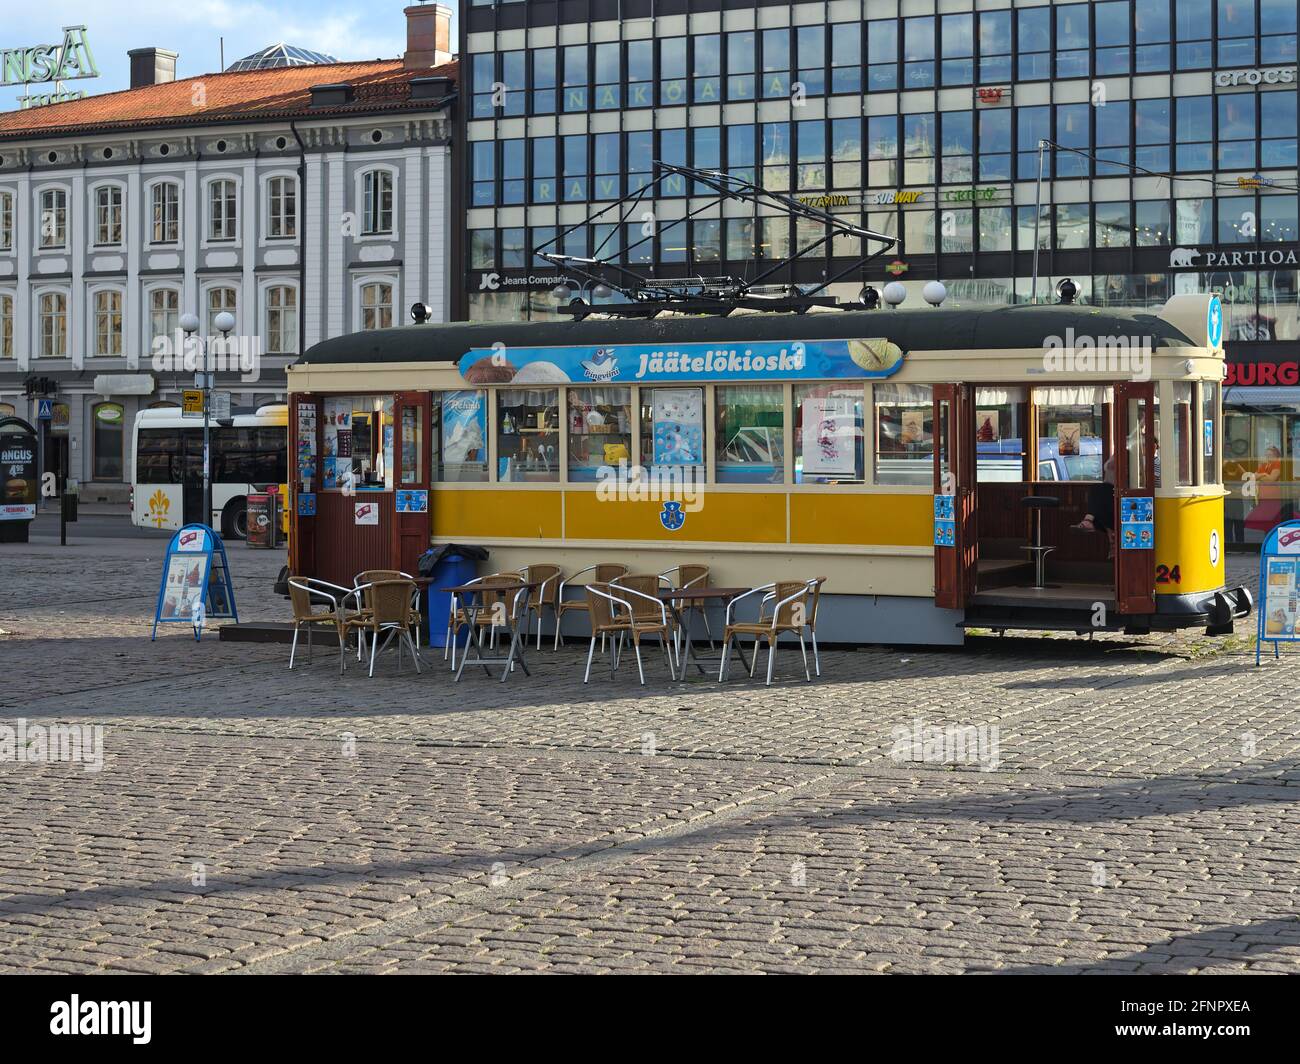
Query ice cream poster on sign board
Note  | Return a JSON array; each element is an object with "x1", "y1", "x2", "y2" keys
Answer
[
  {"x1": 1264, "y1": 558, "x2": 1298, "y2": 637},
  {"x1": 800, "y1": 397, "x2": 857, "y2": 476},
  {"x1": 652, "y1": 389, "x2": 703, "y2": 467}
]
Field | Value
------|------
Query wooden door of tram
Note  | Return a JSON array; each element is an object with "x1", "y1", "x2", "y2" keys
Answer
[
  {"x1": 933, "y1": 383, "x2": 977, "y2": 609},
  {"x1": 1114, "y1": 380, "x2": 1157, "y2": 614},
  {"x1": 289, "y1": 393, "x2": 320, "y2": 578}
]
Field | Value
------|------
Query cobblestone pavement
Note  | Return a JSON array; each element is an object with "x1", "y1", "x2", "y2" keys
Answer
[{"x1": 2, "y1": 538, "x2": 1298, "y2": 974}]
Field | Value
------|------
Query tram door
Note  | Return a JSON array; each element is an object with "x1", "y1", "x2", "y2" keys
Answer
[
  {"x1": 933, "y1": 383, "x2": 977, "y2": 609},
  {"x1": 1114, "y1": 381, "x2": 1156, "y2": 613},
  {"x1": 392, "y1": 392, "x2": 432, "y2": 574}
]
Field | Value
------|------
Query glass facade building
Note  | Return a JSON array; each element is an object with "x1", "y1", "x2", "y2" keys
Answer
[{"x1": 455, "y1": 0, "x2": 1298, "y2": 542}]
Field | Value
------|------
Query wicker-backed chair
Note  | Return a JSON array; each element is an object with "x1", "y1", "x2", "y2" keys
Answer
[
  {"x1": 520, "y1": 563, "x2": 563, "y2": 649},
  {"x1": 356, "y1": 569, "x2": 422, "y2": 656},
  {"x1": 719, "y1": 581, "x2": 814, "y2": 686},
  {"x1": 554, "y1": 563, "x2": 629, "y2": 648},
  {"x1": 583, "y1": 581, "x2": 676, "y2": 685},
  {"x1": 286, "y1": 577, "x2": 354, "y2": 670},
  {"x1": 342, "y1": 578, "x2": 422, "y2": 677}
]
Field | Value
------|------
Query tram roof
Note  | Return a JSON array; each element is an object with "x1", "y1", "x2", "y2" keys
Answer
[{"x1": 296, "y1": 303, "x2": 1197, "y2": 367}]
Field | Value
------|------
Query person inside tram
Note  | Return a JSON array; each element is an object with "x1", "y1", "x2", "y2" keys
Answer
[
  {"x1": 1246, "y1": 445, "x2": 1284, "y2": 532},
  {"x1": 1071, "y1": 453, "x2": 1118, "y2": 559}
]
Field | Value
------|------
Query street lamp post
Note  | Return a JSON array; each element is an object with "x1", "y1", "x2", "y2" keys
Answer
[{"x1": 180, "y1": 311, "x2": 236, "y2": 530}]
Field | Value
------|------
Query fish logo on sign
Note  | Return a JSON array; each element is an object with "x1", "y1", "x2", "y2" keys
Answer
[
  {"x1": 581, "y1": 349, "x2": 619, "y2": 382},
  {"x1": 659, "y1": 501, "x2": 685, "y2": 532}
]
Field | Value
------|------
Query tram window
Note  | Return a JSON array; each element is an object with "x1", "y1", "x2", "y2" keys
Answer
[
  {"x1": 1201, "y1": 381, "x2": 1219, "y2": 484},
  {"x1": 433, "y1": 390, "x2": 489, "y2": 483},
  {"x1": 1033, "y1": 386, "x2": 1109, "y2": 482},
  {"x1": 975, "y1": 386, "x2": 1026, "y2": 482},
  {"x1": 497, "y1": 388, "x2": 560, "y2": 482},
  {"x1": 567, "y1": 386, "x2": 632, "y2": 482},
  {"x1": 1172, "y1": 382, "x2": 1195, "y2": 486},
  {"x1": 873, "y1": 383, "x2": 931, "y2": 486},
  {"x1": 716, "y1": 384, "x2": 784, "y2": 483},
  {"x1": 640, "y1": 387, "x2": 706, "y2": 477},
  {"x1": 321, "y1": 395, "x2": 393, "y2": 491},
  {"x1": 794, "y1": 382, "x2": 863, "y2": 484},
  {"x1": 1125, "y1": 396, "x2": 1149, "y2": 489},
  {"x1": 398, "y1": 406, "x2": 422, "y2": 486}
]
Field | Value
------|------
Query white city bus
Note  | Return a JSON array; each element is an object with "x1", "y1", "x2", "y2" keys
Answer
[{"x1": 130, "y1": 404, "x2": 288, "y2": 538}]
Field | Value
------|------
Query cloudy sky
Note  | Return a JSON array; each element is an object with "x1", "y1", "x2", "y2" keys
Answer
[{"x1": 1, "y1": 0, "x2": 459, "y2": 108}]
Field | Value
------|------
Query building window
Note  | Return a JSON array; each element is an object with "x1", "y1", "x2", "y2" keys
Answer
[
  {"x1": 470, "y1": 229, "x2": 495, "y2": 269},
  {"x1": 267, "y1": 176, "x2": 297, "y2": 238},
  {"x1": 1261, "y1": 90, "x2": 1298, "y2": 169},
  {"x1": 39, "y1": 291, "x2": 68, "y2": 357},
  {"x1": 1017, "y1": 8, "x2": 1051, "y2": 80},
  {"x1": 1135, "y1": 98, "x2": 1171, "y2": 172},
  {"x1": 472, "y1": 141, "x2": 495, "y2": 207},
  {"x1": 149, "y1": 288, "x2": 179, "y2": 349},
  {"x1": 1175, "y1": 0, "x2": 1213, "y2": 69},
  {"x1": 593, "y1": 42, "x2": 620, "y2": 109},
  {"x1": 0, "y1": 191, "x2": 12, "y2": 251},
  {"x1": 1095, "y1": 203, "x2": 1133, "y2": 248},
  {"x1": 94, "y1": 290, "x2": 123, "y2": 356},
  {"x1": 728, "y1": 31, "x2": 756, "y2": 100},
  {"x1": 207, "y1": 286, "x2": 237, "y2": 336},
  {"x1": 93, "y1": 186, "x2": 123, "y2": 246},
  {"x1": 979, "y1": 11, "x2": 1012, "y2": 83},
  {"x1": 266, "y1": 286, "x2": 298, "y2": 354},
  {"x1": 209, "y1": 179, "x2": 238, "y2": 241},
  {"x1": 1136, "y1": 200, "x2": 1172, "y2": 245},
  {"x1": 1136, "y1": 0, "x2": 1173, "y2": 72},
  {"x1": 1261, "y1": 0, "x2": 1298, "y2": 62},
  {"x1": 151, "y1": 182, "x2": 180, "y2": 243},
  {"x1": 693, "y1": 34, "x2": 721, "y2": 102},
  {"x1": 867, "y1": 19, "x2": 898, "y2": 90},
  {"x1": 92, "y1": 402, "x2": 125, "y2": 480},
  {"x1": 830, "y1": 23, "x2": 861, "y2": 93},
  {"x1": 40, "y1": 188, "x2": 68, "y2": 249},
  {"x1": 940, "y1": 14, "x2": 974, "y2": 86},
  {"x1": 532, "y1": 48, "x2": 556, "y2": 114},
  {"x1": 362, "y1": 170, "x2": 394, "y2": 235},
  {"x1": 360, "y1": 281, "x2": 393, "y2": 330},
  {"x1": 0, "y1": 293, "x2": 12, "y2": 357}
]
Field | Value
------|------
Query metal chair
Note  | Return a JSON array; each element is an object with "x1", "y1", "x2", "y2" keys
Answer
[
  {"x1": 356, "y1": 569, "x2": 422, "y2": 656},
  {"x1": 554, "y1": 563, "x2": 629, "y2": 648},
  {"x1": 583, "y1": 582, "x2": 677, "y2": 685},
  {"x1": 286, "y1": 577, "x2": 353, "y2": 670},
  {"x1": 519, "y1": 563, "x2": 563, "y2": 649},
  {"x1": 719, "y1": 581, "x2": 813, "y2": 686},
  {"x1": 342, "y1": 578, "x2": 422, "y2": 677}
]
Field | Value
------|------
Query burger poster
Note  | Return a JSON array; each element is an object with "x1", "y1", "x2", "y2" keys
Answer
[{"x1": 459, "y1": 337, "x2": 907, "y2": 385}]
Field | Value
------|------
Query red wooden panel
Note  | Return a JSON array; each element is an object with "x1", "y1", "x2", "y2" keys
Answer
[{"x1": 312, "y1": 492, "x2": 396, "y2": 588}]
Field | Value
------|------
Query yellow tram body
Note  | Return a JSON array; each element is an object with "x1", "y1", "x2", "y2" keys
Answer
[{"x1": 286, "y1": 294, "x2": 1250, "y2": 645}]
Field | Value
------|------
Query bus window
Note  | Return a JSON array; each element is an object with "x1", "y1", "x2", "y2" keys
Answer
[
  {"x1": 215, "y1": 426, "x2": 287, "y2": 486},
  {"x1": 873, "y1": 383, "x2": 931, "y2": 486},
  {"x1": 715, "y1": 384, "x2": 784, "y2": 483},
  {"x1": 795, "y1": 382, "x2": 862, "y2": 484},
  {"x1": 136, "y1": 428, "x2": 182, "y2": 484},
  {"x1": 567, "y1": 386, "x2": 632, "y2": 482}
]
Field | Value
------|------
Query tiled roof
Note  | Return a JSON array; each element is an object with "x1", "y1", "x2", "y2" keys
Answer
[{"x1": 0, "y1": 58, "x2": 457, "y2": 140}]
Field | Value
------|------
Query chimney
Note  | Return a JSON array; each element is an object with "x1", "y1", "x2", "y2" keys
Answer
[
  {"x1": 128, "y1": 48, "x2": 178, "y2": 89},
  {"x1": 404, "y1": 4, "x2": 453, "y2": 70}
]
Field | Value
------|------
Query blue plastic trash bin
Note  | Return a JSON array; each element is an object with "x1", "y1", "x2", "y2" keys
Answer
[{"x1": 426, "y1": 551, "x2": 479, "y2": 648}]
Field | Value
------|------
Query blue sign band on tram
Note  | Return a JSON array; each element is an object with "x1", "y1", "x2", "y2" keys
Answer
[
  {"x1": 460, "y1": 337, "x2": 906, "y2": 385},
  {"x1": 1207, "y1": 295, "x2": 1224, "y2": 348}
]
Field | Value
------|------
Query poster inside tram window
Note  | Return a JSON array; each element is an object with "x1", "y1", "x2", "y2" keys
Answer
[
  {"x1": 1263, "y1": 558, "x2": 1298, "y2": 638},
  {"x1": 652, "y1": 389, "x2": 703, "y2": 467},
  {"x1": 801, "y1": 396, "x2": 856, "y2": 476}
]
